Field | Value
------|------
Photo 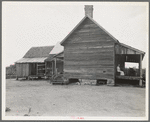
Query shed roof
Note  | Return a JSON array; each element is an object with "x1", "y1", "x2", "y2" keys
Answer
[
  {"x1": 44, "y1": 54, "x2": 56, "y2": 62},
  {"x1": 23, "y1": 46, "x2": 54, "y2": 58},
  {"x1": 45, "y1": 51, "x2": 64, "y2": 62},
  {"x1": 16, "y1": 57, "x2": 48, "y2": 63},
  {"x1": 120, "y1": 43, "x2": 145, "y2": 55}
]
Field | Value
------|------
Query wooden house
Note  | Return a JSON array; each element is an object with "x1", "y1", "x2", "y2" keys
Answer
[
  {"x1": 16, "y1": 46, "x2": 54, "y2": 80},
  {"x1": 58, "y1": 5, "x2": 145, "y2": 85}
]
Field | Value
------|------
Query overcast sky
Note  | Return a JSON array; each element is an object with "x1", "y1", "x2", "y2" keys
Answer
[{"x1": 2, "y1": 2, "x2": 148, "y2": 68}]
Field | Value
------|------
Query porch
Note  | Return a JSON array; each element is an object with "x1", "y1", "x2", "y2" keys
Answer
[{"x1": 115, "y1": 54, "x2": 144, "y2": 86}]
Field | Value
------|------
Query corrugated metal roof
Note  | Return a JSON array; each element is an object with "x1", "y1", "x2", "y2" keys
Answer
[{"x1": 16, "y1": 57, "x2": 47, "y2": 63}]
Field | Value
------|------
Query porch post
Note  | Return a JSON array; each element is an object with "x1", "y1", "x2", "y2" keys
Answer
[
  {"x1": 139, "y1": 54, "x2": 143, "y2": 86},
  {"x1": 54, "y1": 58, "x2": 57, "y2": 75},
  {"x1": 114, "y1": 43, "x2": 116, "y2": 86},
  {"x1": 52, "y1": 61, "x2": 53, "y2": 75}
]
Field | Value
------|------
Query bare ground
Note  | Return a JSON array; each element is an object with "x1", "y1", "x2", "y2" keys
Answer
[{"x1": 5, "y1": 79, "x2": 146, "y2": 117}]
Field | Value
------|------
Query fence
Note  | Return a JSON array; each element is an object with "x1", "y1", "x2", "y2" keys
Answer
[{"x1": 6, "y1": 65, "x2": 16, "y2": 79}]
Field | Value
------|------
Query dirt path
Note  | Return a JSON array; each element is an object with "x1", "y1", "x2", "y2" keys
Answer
[{"x1": 6, "y1": 79, "x2": 145, "y2": 117}]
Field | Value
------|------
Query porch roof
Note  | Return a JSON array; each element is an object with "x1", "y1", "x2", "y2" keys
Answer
[{"x1": 16, "y1": 57, "x2": 47, "y2": 63}]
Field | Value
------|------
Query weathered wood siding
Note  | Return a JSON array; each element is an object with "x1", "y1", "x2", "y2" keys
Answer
[
  {"x1": 16, "y1": 63, "x2": 29, "y2": 77},
  {"x1": 115, "y1": 44, "x2": 140, "y2": 54},
  {"x1": 63, "y1": 18, "x2": 115, "y2": 80},
  {"x1": 56, "y1": 62, "x2": 63, "y2": 74}
]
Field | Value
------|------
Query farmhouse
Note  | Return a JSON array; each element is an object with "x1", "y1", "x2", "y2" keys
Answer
[
  {"x1": 51, "y1": 5, "x2": 145, "y2": 85},
  {"x1": 16, "y1": 46, "x2": 54, "y2": 80},
  {"x1": 15, "y1": 5, "x2": 145, "y2": 86}
]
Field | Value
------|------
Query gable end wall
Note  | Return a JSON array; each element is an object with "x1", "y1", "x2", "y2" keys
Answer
[{"x1": 63, "y1": 18, "x2": 115, "y2": 80}]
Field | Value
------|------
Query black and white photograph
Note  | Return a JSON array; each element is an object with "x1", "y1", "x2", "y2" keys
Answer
[{"x1": 2, "y1": 2, "x2": 148, "y2": 120}]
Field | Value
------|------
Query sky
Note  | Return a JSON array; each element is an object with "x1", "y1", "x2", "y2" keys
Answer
[{"x1": 2, "y1": 2, "x2": 148, "y2": 68}]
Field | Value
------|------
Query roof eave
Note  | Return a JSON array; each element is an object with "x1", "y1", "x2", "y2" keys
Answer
[
  {"x1": 120, "y1": 43, "x2": 145, "y2": 55},
  {"x1": 60, "y1": 15, "x2": 119, "y2": 45},
  {"x1": 60, "y1": 16, "x2": 88, "y2": 46}
]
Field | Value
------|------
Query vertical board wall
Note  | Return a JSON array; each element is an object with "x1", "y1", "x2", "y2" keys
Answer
[{"x1": 16, "y1": 63, "x2": 29, "y2": 77}]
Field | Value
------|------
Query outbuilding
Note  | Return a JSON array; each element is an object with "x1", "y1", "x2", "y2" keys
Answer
[{"x1": 16, "y1": 46, "x2": 54, "y2": 80}]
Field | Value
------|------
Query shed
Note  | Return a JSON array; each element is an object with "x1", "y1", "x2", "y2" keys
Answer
[
  {"x1": 45, "y1": 42, "x2": 64, "y2": 79},
  {"x1": 15, "y1": 46, "x2": 54, "y2": 80},
  {"x1": 59, "y1": 5, "x2": 145, "y2": 85},
  {"x1": 45, "y1": 51, "x2": 64, "y2": 79}
]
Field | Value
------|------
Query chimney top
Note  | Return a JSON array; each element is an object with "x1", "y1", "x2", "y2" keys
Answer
[{"x1": 84, "y1": 5, "x2": 93, "y2": 18}]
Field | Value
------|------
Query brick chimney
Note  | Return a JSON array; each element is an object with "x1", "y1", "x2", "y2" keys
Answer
[{"x1": 84, "y1": 5, "x2": 93, "y2": 18}]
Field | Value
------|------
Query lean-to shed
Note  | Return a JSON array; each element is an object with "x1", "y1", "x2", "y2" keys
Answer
[
  {"x1": 60, "y1": 5, "x2": 145, "y2": 85},
  {"x1": 16, "y1": 46, "x2": 54, "y2": 80},
  {"x1": 45, "y1": 42, "x2": 64, "y2": 78}
]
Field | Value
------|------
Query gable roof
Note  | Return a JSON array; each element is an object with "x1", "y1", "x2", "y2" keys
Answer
[
  {"x1": 60, "y1": 15, "x2": 119, "y2": 45},
  {"x1": 60, "y1": 15, "x2": 145, "y2": 56},
  {"x1": 23, "y1": 46, "x2": 54, "y2": 58}
]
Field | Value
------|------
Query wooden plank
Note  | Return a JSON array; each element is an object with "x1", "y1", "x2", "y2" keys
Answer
[
  {"x1": 64, "y1": 72, "x2": 114, "y2": 77},
  {"x1": 139, "y1": 54, "x2": 142, "y2": 77},
  {"x1": 64, "y1": 73, "x2": 113, "y2": 79},
  {"x1": 64, "y1": 60, "x2": 113, "y2": 65},
  {"x1": 65, "y1": 51, "x2": 113, "y2": 57},
  {"x1": 69, "y1": 32, "x2": 108, "y2": 38},
  {"x1": 22, "y1": 64, "x2": 25, "y2": 77},
  {"x1": 66, "y1": 39, "x2": 113, "y2": 44},
  {"x1": 36, "y1": 63, "x2": 38, "y2": 75},
  {"x1": 65, "y1": 45, "x2": 114, "y2": 50},
  {"x1": 52, "y1": 61, "x2": 54, "y2": 75},
  {"x1": 65, "y1": 47, "x2": 114, "y2": 53},
  {"x1": 74, "y1": 28, "x2": 105, "y2": 34},
  {"x1": 64, "y1": 41, "x2": 114, "y2": 47},
  {"x1": 67, "y1": 36, "x2": 113, "y2": 43},
  {"x1": 79, "y1": 23, "x2": 98, "y2": 28},
  {"x1": 16, "y1": 64, "x2": 22, "y2": 77},
  {"x1": 65, "y1": 55, "x2": 113, "y2": 61},
  {"x1": 54, "y1": 58, "x2": 56, "y2": 74},
  {"x1": 116, "y1": 76, "x2": 141, "y2": 80},
  {"x1": 64, "y1": 70, "x2": 114, "y2": 75},
  {"x1": 114, "y1": 43, "x2": 116, "y2": 85},
  {"x1": 64, "y1": 64, "x2": 114, "y2": 68}
]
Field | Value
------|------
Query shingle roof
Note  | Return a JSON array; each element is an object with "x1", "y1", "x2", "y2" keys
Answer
[{"x1": 23, "y1": 46, "x2": 54, "y2": 58}]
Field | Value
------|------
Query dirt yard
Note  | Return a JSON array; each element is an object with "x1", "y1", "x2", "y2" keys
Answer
[{"x1": 5, "y1": 79, "x2": 146, "y2": 117}]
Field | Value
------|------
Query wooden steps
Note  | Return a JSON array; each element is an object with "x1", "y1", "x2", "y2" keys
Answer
[
  {"x1": 116, "y1": 76, "x2": 142, "y2": 80},
  {"x1": 50, "y1": 74, "x2": 65, "y2": 85}
]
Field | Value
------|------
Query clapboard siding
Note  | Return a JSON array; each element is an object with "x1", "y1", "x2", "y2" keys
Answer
[
  {"x1": 63, "y1": 17, "x2": 115, "y2": 80},
  {"x1": 65, "y1": 47, "x2": 113, "y2": 53},
  {"x1": 64, "y1": 73, "x2": 113, "y2": 79},
  {"x1": 65, "y1": 41, "x2": 114, "y2": 47},
  {"x1": 65, "y1": 60, "x2": 113, "y2": 65}
]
